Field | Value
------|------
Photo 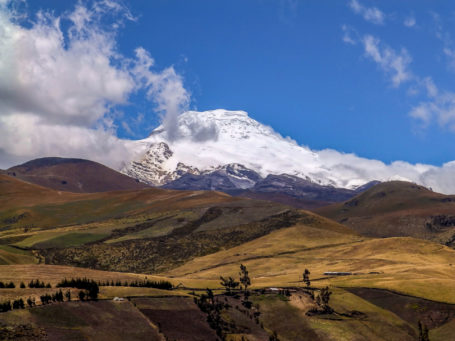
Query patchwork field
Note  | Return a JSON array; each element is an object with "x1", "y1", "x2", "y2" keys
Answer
[{"x1": 1, "y1": 174, "x2": 455, "y2": 340}]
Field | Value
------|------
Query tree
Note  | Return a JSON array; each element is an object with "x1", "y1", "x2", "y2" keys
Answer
[
  {"x1": 239, "y1": 264, "x2": 251, "y2": 292},
  {"x1": 239, "y1": 264, "x2": 252, "y2": 308},
  {"x1": 303, "y1": 269, "x2": 310, "y2": 287},
  {"x1": 206, "y1": 288, "x2": 215, "y2": 306},
  {"x1": 220, "y1": 276, "x2": 239, "y2": 295},
  {"x1": 65, "y1": 290, "x2": 71, "y2": 301},
  {"x1": 320, "y1": 287, "x2": 332, "y2": 307},
  {"x1": 26, "y1": 297, "x2": 35, "y2": 307},
  {"x1": 0, "y1": 301, "x2": 12, "y2": 312},
  {"x1": 418, "y1": 321, "x2": 430, "y2": 341},
  {"x1": 20, "y1": 282, "x2": 26, "y2": 289},
  {"x1": 78, "y1": 291, "x2": 86, "y2": 301},
  {"x1": 88, "y1": 284, "x2": 99, "y2": 300}
]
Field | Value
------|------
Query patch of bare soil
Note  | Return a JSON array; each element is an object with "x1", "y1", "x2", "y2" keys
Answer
[
  {"x1": 29, "y1": 300, "x2": 162, "y2": 341},
  {"x1": 288, "y1": 291, "x2": 317, "y2": 313},
  {"x1": 0, "y1": 322, "x2": 47, "y2": 341},
  {"x1": 135, "y1": 297, "x2": 219, "y2": 341}
]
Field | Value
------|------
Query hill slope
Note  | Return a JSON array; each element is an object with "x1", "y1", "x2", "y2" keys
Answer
[
  {"x1": 7, "y1": 157, "x2": 148, "y2": 193},
  {"x1": 315, "y1": 181, "x2": 455, "y2": 246},
  {"x1": 0, "y1": 172, "x2": 335, "y2": 273}
]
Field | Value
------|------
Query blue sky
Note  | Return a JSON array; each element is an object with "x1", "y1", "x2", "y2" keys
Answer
[{"x1": 3, "y1": 0, "x2": 455, "y2": 167}]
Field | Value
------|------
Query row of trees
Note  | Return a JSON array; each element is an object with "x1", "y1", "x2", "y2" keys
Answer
[
  {"x1": 26, "y1": 279, "x2": 51, "y2": 288},
  {"x1": 195, "y1": 288, "x2": 229, "y2": 338},
  {"x1": 0, "y1": 281, "x2": 16, "y2": 288},
  {"x1": 98, "y1": 279, "x2": 173, "y2": 290},
  {"x1": 40, "y1": 290, "x2": 66, "y2": 305},
  {"x1": 219, "y1": 263, "x2": 252, "y2": 308},
  {"x1": 0, "y1": 280, "x2": 53, "y2": 289},
  {"x1": 56, "y1": 278, "x2": 99, "y2": 300},
  {"x1": 0, "y1": 299, "x2": 25, "y2": 312},
  {"x1": 219, "y1": 265, "x2": 279, "y2": 340}
]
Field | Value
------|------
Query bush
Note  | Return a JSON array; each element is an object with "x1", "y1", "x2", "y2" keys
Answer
[
  {"x1": 28, "y1": 279, "x2": 46, "y2": 288},
  {"x1": 0, "y1": 301, "x2": 12, "y2": 312}
]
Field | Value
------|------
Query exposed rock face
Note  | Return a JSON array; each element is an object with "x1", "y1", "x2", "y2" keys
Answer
[
  {"x1": 122, "y1": 142, "x2": 200, "y2": 186},
  {"x1": 250, "y1": 174, "x2": 357, "y2": 202},
  {"x1": 163, "y1": 164, "x2": 262, "y2": 191}
]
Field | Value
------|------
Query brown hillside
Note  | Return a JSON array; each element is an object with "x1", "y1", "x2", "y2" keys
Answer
[
  {"x1": 315, "y1": 181, "x2": 455, "y2": 246},
  {"x1": 0, "y1": 172, "x2": 237, "y2": 229},
  {"x1": 6, "y1": 157, "x2": 148, "y2": 193}
]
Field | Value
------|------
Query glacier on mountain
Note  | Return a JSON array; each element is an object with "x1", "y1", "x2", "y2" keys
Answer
[{"x1": 122, "y1": 109, "x2": 454, "y2": 193}]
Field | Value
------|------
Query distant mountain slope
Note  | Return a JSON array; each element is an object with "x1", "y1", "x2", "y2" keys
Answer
[
  {"x1": 7, "y1": 157, "x2": 148, "y2": 193},
  {"x1": 0, "y1": 172, "x2": 235, "y2": 229},
  {"x1": 316, "y1": 181, "x2": 455, "y2": 247},
  {"x1": 164, "y1": 171, "x2": 380, "y2": 209},
  {"x1": 230, "y1": 176, "x2": 380, "y2": 209}
]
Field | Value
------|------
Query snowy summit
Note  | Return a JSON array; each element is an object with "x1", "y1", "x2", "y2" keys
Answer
[{"x1": 122, "y1": 109, "x2": 455, "y2": 193}]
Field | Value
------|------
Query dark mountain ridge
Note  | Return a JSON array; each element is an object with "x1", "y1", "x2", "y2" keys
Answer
[
  {"x1": 316, "y1": 181, "x2": 455, "y2": 247},
  {"x1": 7, "y1": 157, "x2": 148, "y2": 193}
]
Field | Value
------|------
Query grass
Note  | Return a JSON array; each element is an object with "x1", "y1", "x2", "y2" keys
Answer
[
  {"x1": 0, "y1": 245, "x2": 37, "y2": 265},
  {"x1": 430, "y1": 318, "x2": 455, "y2": 341},
  {"x1": 0, "y1": 173, "x2": 238, "y2": 231},
  {"x1": 33, "y1": 232, "x2": 108, "y2": 249},
  {"x1": 14, "y1": 231, "x2": 107, "y2": 249},
  {"x1": 4, "y1": 301, "x2": 162, "y2": 341},
  {"x1": 249, "y1": 288, "x2": 417, "y2": 341},
  {"x1": 166, "y1": 225, "x2": 455, "y2": 304},
  {"x1": 315, "y1": 181, "x2": 455, "y2": 243}
]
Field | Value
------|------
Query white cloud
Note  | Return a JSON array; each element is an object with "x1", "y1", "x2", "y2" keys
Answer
[
  {"x1": 432, "y1": 12, "x2": 455, "y2": 72},
  {"x1": 404, "y1": 16, "x2": 416, "y2": 28},
  {"x1": 348, "y1": 0, "x2": 385, "y2": 25},
  {"x1": 316, "y1": 148, "x2": 455, "y2": 194},
  {"x1": 0, "y1": 0, "x2": 191, "y2": 169},
  {"x1": 132, "y1": 47, "x2": 190, "y2": 141},
  {"x1": 0, "y1": 113, "x2": 132, "y2": 169},
  {"x1": 410, "y1": 92, "x2": 455, "y2": 131},
  {"x1": 362, "y1": 35, "x2": 413, "y2": 87},
  {"x1": 341, "y1": 24, "x2": 357, "y2": 45}
]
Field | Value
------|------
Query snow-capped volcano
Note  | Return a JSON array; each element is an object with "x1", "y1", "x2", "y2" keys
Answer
[
  {"x1": 122, "y1": 109, "x2": 453, "y2": 193},
  {"x1": 123, "y1": 109, "x2": 338, "y2": 187}
]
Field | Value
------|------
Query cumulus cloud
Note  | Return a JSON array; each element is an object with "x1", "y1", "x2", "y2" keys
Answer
[
  {"x1": 362, "y1": 35, "x2": 413, "y2": 87},
  {"x1": 316, "y1": 148, "x2": 455, "y2": 194},
  {"x1": 348, "y1": 0, "x2": 385, "y2": 25},
  {"x1": 0, "y1": 0, "x2": 191, "y2": 169}
]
